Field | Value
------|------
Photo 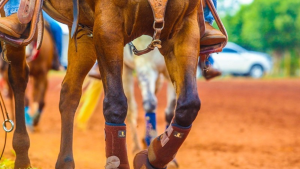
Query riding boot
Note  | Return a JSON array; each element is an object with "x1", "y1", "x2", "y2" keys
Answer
[
  {"x1": 199, "y1": 55, "x2": 221, "y2": 80},
  {"x1": 134, "y1": 123, "x2": 191, "y2": 169},
  {"x1": 203, "y1": 66, "x2": 222, "y2": 80},
  {"x1": 0, "y1": 13, "x2": 28, "y2": 38},
  {"x1": 105, "y1": 123, "x2": 130, "y2": 169},
  {"x1": 201, "y1": 22, "x2": 226, "y2": 46}
]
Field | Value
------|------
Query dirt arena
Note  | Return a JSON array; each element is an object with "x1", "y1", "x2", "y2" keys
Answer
[{"x1": 1, "y1": 74, "x2": 300, "y2": 169}]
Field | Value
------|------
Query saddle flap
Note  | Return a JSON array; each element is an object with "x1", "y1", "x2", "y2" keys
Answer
[
  {"x1": 18, "y1": 0, "x2": 36, "y2": 24},
  {"x1": 0, "y1": 0, "x2": 44, "y2": 47}
]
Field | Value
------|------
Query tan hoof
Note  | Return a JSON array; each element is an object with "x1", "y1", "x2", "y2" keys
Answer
[{"x1": 134, "y1": 150, "x2": 158, "y2": 169}]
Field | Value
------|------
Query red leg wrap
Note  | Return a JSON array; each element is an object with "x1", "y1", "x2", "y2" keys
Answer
[
  {"x1": 105, "y1": 124, "x2": 129, "y2": 169},
  {"x1": 148, "y1": 124, "x2": 191, "y2": 169}
]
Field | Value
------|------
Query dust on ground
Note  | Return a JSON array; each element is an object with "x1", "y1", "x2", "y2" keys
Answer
[{"x1": 1, "y1": 76, "x2": 300, "y2": 169}]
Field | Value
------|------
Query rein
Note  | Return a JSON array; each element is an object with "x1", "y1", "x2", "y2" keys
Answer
[{"x1": 0, "y1": 46, "x2": 14, "y2": 161}]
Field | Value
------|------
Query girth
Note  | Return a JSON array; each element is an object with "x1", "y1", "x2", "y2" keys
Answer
[
  {"x1": 131, "y1": 0, "x2": 228, "y2": 56},
  {"x1": 0, "y1": 0, "x2": 44, "y2": 49}
]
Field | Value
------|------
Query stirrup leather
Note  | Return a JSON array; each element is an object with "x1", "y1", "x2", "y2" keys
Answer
[
  {"x1": 130, "y1": 0, "x2": 169, "y2": 56},
  {"x1": 0, "y1": 0, "x2": 44, "y2": 49}
]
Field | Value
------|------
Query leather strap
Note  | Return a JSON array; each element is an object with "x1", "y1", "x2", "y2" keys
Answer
[
  {"x1": 0, "y1": 0, "x2": 44, "y2": 47},
  {"x1": 131, "y1": 0, "x2": 168, "y2": 56},
  {"x1": 36, "y1": 11, "x2": 44, "y2": 50},
  {"x1": 18, "y1": 0, "x2": 36, "y2": 24},
  {"x1": 0, "y1": 0, "x2": 8, "y2": 10},
  {"x1": 71, "y1": 0, "x2": 79, "y2": 38}
]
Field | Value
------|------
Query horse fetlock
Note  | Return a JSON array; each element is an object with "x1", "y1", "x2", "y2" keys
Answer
[
  {"x1": 175, "y1": 95, "x2": 201, "y2": 126},
  {"x1": 12, "y1": 133, "x2": 30, "y2": 154},
  {"x1": 103, "y1": 95, "x2": 128, "y2": 123},
  {"x1": 143, "y1": 99, "x2": 157, "y2": 112}
]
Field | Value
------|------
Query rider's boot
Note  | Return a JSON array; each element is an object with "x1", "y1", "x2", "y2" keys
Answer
[
  {"x1": 203, "y1": 66, "x2": 222, "y2": 80},
  {"x1": 134, "y1": 123, "x2": 191, "y2": 169},
  {"x1": 0, "y1": 13, "x2": 28, "y2": 38},
  {"x1": 201, "y1": 22, "x2": 226, "y2": 46},
  {"x1": 105, "y1": 123, "x2": 130, "y2": 169}
]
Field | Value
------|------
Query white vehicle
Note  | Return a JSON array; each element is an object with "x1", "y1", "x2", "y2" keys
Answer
[{"x1": 211, "y1": 42, "x2": 273, "y2": 78}]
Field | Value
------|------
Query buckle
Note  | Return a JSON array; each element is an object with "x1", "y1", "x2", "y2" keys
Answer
[
  {"x1": 149, "y1": 39, "x2": 162, "y2": 49},
  {"x1": 153, "y1": 21, "x2": 164, "y2": 30}
]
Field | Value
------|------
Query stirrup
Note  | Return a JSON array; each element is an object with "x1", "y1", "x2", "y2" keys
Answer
[{"x1": 0, "y1": 0, "x2": 44, "y2": 49}]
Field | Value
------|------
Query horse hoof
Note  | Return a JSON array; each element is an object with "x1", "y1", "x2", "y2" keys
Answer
[
  {"x1": 133, "y1": 150, "x2": 158, "y2": 169},
  {"x1": 167, "y1": 159, "x2": 179, "y2": 169}
]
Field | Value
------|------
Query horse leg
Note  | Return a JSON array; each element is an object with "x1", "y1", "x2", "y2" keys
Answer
[
  {"x1": 55, "y1": 29, "x2": 96, "y2": 169},
  {"x1": 93, "y1": 4, "x2": 129, "y2": 168},
  {"x1": 32, "y1": 74, "x2": 48, "y2": 127},
  {"x1": 134, "y1": 10, "x2": 201, "y2": 169},
  {"x1": 5, "y1": 44, "x2": 31, "y2": 168},
  {"x1": 165, "y1": 80, "x2": 176, "y2": 127},
  {"x1": 123, "y1": 64, "x2": 141, "y2": 155},
  {"x1": 136, "y1": 66, "x2": 159, "y2": 147}
]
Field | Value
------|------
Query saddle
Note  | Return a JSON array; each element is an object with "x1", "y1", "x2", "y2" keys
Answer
[
  {"x1": 131, "y1": 0, "x2": 228, "y2": 56},
  {"x1": 0, "y1": 0, "x2": 44, "y2": 49}
]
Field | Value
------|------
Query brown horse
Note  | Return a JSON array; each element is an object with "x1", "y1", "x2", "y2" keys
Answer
[
  {"x1": 1, "y1": 23, "x2": 58, "y2": 129},
  {"x1": 3, "y1": 0, "x2": 202, "y2": 168}
]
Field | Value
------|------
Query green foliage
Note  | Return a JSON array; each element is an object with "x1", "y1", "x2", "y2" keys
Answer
[
  {"x1": 0, "y1": 158, "x2": 38, "y2": 169},
  {"x1": 0, "y1": 158, "x2": 14, "y2": 169},
  {"x1": 221, "y1": 0, "x2": 300, "y2": 76}
]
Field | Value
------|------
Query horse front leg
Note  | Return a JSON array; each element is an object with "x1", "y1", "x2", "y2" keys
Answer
[
  {"x1": 94, "y1": 4, "x2": 129, "y2": 168},
  {"x1": 5, "y1": 44, "x2": 31, "y2": 169},
  {"x1": 134, "y1": 10, "x2": 201, "y2": 169},
  {"x1": 55, "y1": 29, "x2": 96, "y2": 169}
]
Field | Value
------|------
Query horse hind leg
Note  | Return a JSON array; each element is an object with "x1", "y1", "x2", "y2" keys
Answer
[
  {"x1": 123, "y1": 64, "x2": 142, "y2": 155},
  {"x1": 5, "y1": 44, "x2": 31, "y2": 168},
  {"x1": 31, "y1": 74, "x2": 48, "y2": 128},
  {"x1": 136, "y1": 66, "x2": 159, "y2": 148},
  {"x1": 134, "y1": 9, "x2": 201, "y2": 169}
]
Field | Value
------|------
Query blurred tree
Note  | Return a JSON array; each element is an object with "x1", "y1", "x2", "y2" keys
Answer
[{"x1": 220, "y1": 0, "x2": 300, "y2": 76}]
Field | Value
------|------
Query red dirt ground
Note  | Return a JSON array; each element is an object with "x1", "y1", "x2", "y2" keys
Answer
[{"x1": 1, "y1": 75, "x2": 300, "y2": 169}]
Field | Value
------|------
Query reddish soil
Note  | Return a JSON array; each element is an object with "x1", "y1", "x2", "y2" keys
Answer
[{"x1": 1, "y1": 75, "x2": 300, "y2": 169}]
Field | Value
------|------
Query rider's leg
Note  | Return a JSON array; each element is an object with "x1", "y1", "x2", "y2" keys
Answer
[
  {"x1": 43, "y1": 11, "x2": 63, "y2": 59},
  {"x1": 0, "y1": 0, "x2": 28, "y2": 37}
]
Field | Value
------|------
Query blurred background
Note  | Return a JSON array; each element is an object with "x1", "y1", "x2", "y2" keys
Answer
[{"x1": 0, "y1": 0, "x2": 299, "y2": 169}]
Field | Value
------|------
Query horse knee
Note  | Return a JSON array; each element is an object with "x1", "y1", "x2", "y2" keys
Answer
[
  {"x1": 103, "y1": 93, "x2": 128, "y2": 124},
  {"x1": 175, "y1": 94, "x2": 201, "y2": 127},
  {"x1": 59, "y1": 80, "x2": 82, "y2": 114},
  {"x1": 143, "y1": 96, "x2": 157, "y2": 112}
]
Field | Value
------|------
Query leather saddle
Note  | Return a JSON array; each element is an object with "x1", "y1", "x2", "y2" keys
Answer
[
  {"x1": 0, "y1": 0, "x2": 44, "y2": 49},
  {"x1": 132, "y1": 0, "x2": 228, "y2": 56}
]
